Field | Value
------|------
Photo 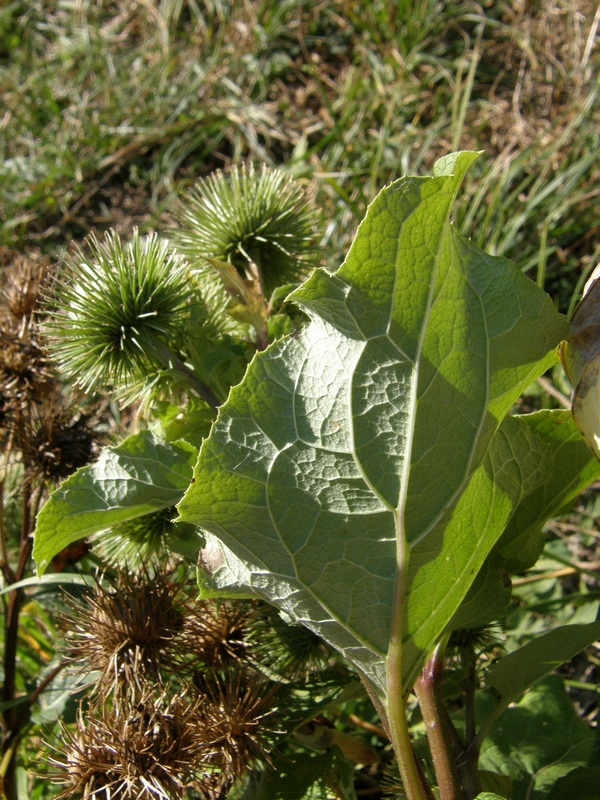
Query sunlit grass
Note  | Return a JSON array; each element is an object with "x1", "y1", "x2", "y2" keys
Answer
[{"x1": 3, "y1": 2, "x2": 597, "y2": 304}]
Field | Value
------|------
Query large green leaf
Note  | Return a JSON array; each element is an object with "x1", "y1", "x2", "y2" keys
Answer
[
  {"x1": 179, "y1": 152, "x2": 569, "y2": 699},
  {"x1": 34, "y1": 430, "x2": 196, "y2": 574}
]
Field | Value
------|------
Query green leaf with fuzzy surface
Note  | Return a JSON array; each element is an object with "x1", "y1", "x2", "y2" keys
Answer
[
  {"x1": 34, "y1": 431, "x2": 196, "y2": 574},
  {"x1": 179, "y1": 152, "x2": 569, "y2": 699}
]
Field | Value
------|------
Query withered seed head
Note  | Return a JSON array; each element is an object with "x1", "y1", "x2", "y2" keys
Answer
[
  {"x1": 0, "y1": 330, "x2": 56, "y2": 410},
  {"x1": 0, "y1": 251, "x2": 48, "y2": 321},
  {"x1": 18, "y1": 401, "x2": 99, "y2": 481},
  {"x1": 61, "y1": 571, "x2": 186, "y2": 687},
  {"x1": 49, "y1": 689, "x2": 212, "y2": 800},
  {"x1": 182, "y1": 599, "x2": 255, "y2": 674},
  {"x1": 196, "y1": 671, "x2": 280, "y2": 780}
]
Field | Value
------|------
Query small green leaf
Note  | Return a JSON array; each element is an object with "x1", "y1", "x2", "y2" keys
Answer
[
  {"x1": 485, "y1": 621, "x2": 600, "y2": 708},
  {"x1": 474, "y1": 794, "x2": 507, "y2": 800},
  {"x1": 152, "y1": 398, "x2": 214, "y2": 447},
  {"x1": 34, "y1": 431, "x2": 197, "y2": 575}
]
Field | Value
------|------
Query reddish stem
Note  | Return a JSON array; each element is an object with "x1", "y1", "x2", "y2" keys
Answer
[{"x1": 414, "y1": 644, "x2": 463, "y2": 800}]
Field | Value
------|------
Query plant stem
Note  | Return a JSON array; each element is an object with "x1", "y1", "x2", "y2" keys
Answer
[
  {"x1": 0, "y1": 483, "x2": 17, "y2": 585},
  {"x1": 386, "y1": 618, "x2": 435, "y2": 797},
  {"x1": 459, "y1": 644, "x2": 483, "y2": 799},
  {"x1": 1, "y1": 476, "x2": 37, "y2": 800},
  {"x1": 387, "y1": 667, "x2": 435, "y2": 800},
  {"x1": 151, "y1": 338, "x2": 221, "y2": 410},
  {"x1": 387, "y1": 517, "x2": 435, "y2": 800},
  {"x1": 414, "y1": 641, "x2": 463, "y2": 800}
]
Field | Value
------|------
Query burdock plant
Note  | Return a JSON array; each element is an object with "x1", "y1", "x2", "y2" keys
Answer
[
  {"x1": 35, "y1": 168, "x2": 357, "y2": 797},
  {"x1": 49, "y1": 690, "x2": 211, "y2": 800},
  {"x1": 45, "y1": 229, "x2": 219, "y2": 409},
  {"x1": 173, "y1": 164, "x2": 318, "y2": 301},
  {"x1": 60, "y1": 570, "x2": 188, "y2": 688}
]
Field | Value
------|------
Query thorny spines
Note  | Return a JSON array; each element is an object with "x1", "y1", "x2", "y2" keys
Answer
[
  {"x1": 182, "y1": 598, "x2": 256, "y2": 675},
  {"x1": 0, "y1": 252, "x2": 104, "y2": 484},
  {"x1": 49, "y1": 688, "x2": 213, "y2": 800},
  {"x1": 246, "y1": 603, "x2": 332, "y2": 682},
  {"x1": 172, "y1": 163, "x2": 319, "y2": 300},
  {"x1": 59, "y1": 570, "x2": 188, "y2": 689},
  {"x1": 0, "y1": 331, "x2": 55, "y2": 410},
  {"x1": 52, "y1": 572, "x2": 299, "y2": 798},
  {"x1": 0, "y1": 249, "x2": 49, "y2": 323},
  {"x1": 89, "y1": 507, "x2": 183, "y2": 571},
  {"x1": 50, "y1": 566, "x2": 369, "y2": 798},
  {"x1": 18, "y1": 399, "x2": 100, "y2": 482},
  {"x1": 43, "y1": 229, "x2": 199, "y2": 397},
  {"x1": 194, "y1": 670, "x2": 281, "y2": 782}
]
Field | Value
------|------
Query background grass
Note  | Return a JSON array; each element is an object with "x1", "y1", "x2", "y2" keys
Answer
[{"x1": 2, "y1": 1, "x2": 598, "y2": 309}]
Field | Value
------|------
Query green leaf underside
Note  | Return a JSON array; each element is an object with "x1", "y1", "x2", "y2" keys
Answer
[
  {"x1": 179, "y1": 152, "x2": 568, "y2": 697},
  {"x1": 34, "y1": 431, "x2": 196, "y2": 574}
]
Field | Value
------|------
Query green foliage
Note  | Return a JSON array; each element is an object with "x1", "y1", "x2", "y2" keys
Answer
[
  {"x1": 248, "y1": 750, "x2": 352, "y2": 800},
  {"x1": 31, "y1": 152, "x2": 600, "y2": 799},
  {"x1": 176, "y1": 153, "x2": 587, "y2": 704},
  {"x1": 485, "y1": 622, "x2": 600, "y2": 710},
  {"x1": 479, "y1": 676, "x2": 597, "y2": 800},
  {"x1": 33, "y1": 430, "x2": 197, "y2": 574}
]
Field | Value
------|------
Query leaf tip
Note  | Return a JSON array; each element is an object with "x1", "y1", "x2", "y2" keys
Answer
[{"x1": 433, "y1": 149, "x2": 481, "y2": 178}]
